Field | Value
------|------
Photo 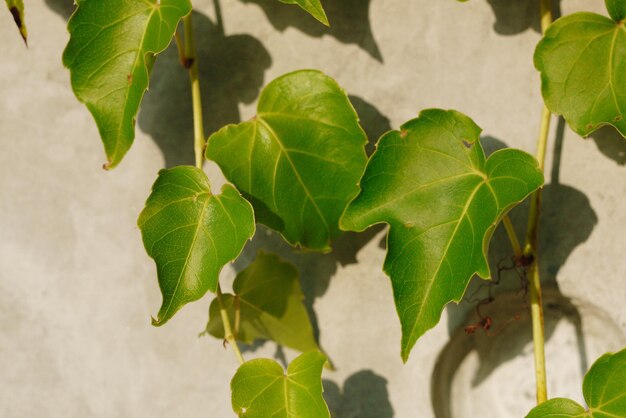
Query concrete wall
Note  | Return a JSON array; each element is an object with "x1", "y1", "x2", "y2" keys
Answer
[{"x1": 1, "y1": 0, "x2": 625, "y2": 417}]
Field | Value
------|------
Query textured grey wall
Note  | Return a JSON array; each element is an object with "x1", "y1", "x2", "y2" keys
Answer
[{"x1": 1, "y1": 0, "x2": 625, "y2": 417}]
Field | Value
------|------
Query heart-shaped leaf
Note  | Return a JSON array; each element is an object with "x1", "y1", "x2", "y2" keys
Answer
[
  {"x1": 207, "y1": 252, "x2": 318, "y2": 353},
  {"x1": 231, "y1": 351, "x2": 330, "y2": 418},
  {"x1": 5, "y1": 0, "x2": 27, "y2": 44},
  {"x1": 63, "y1": 0, "x2": 192, "y2": 169},
  {"x1": 526, "y1": 348, "x2": 626, "y2": 417},
  {"x1": 341, "y1": 109, "x2": 544, "y2": 361},
  {"x1": 206, "y1": 70, "x2": 368, "y2": 251},
  {"x1": 138, "y1": 166, "x2": 255, "y2": 326},
  {"x1": 278, "y1": 0, "x2": 328, "y2": 26},
  {"x1": 535, "y1": 1, "x2": 626, "y2": 138}
]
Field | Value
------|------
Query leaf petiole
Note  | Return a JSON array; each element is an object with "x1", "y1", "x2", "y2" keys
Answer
[
  {"x1": 181, "y1": 13, "x2": 206, "y2": 169},
  {"x1": 217, "y1": 285, "x2": 245, "y2": 365}
]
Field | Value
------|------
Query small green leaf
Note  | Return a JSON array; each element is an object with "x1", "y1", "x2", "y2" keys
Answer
[
  {"x1": 207, "y1": 252, "x2": 318, "y2": 353},
  {"x1": 278, "y1": 0, "x2": 329, "y2": 26},
  {"x1": 526, "y1": 348, "x2": 626, "y2": 417},
  {"x1": 206, "y1": 70, "x2": 368, "y2": 251},
  {"x1": 606, "y1": 0, "x2": 626, "y2": 22},
  {"x1": 63, "y1": 0, "x2": 192, "y2": 169},
  {"x1": 231, "y1": 351, "x2": 330, "y2": 418},
  {"x1": 138, "y1": 166, "x2": 255, "y2": 326},
  {"x1": 5, "y1": 0, "x2": 27, "y2": 44},
  {"x1": 526, "y1": 398, "x2": 587, "y2": 418},
  {"x1": 534, "y1": 6, "x2": 626, "y2": 138},
  {"x1": 341, "y1": 109, "x2": 544, "y2": 361}
]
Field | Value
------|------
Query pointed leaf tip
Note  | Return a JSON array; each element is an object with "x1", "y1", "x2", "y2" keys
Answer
[
  {"x1": 278, "y1": 0, "x2": 329, "y2": 25},
  {"x1": 63, "y1": 0, "x2": 192, "y2": 168},
  {"x1": 341, "y1": 109, "x2": 543, "y2": 360},
  {"x1": 5, "y1": 0, "x2": 27, "y2": 44}
]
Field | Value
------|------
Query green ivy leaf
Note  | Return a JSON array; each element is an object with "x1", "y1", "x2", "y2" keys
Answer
[
  {"x1": 278, "y1": 0, "x2": 328, "y2": 26},
  {"x1": 206, "y1": 252, "x2": 318, "y2": 353},
  {"x1": 341, "y1": 109, "x2": 544, "y2": 361},
  {"x1": 526, "y1": 398, "x2": 587, "y2": 418},
  {"x1": 138, "y1": 166, "x2": 255, "y2": 326},
  {"x1": 231, "y1": 351, "x2": 330, "y2": 418},
  {"x1": 63, "y1": 0, "x2": 192, "y2": 169},
  {"x1": 534, "y1": 2, "x2": 626, "y2": 139},
  {"x1": 526, "y1": 348, "x2": 626, "y2": 417},
  {"x1": 206, "y1": 70, "x2": 368, "y2": 251},
  {"x1": 5, "y1": 0, "x2": 27, "y2": 44}
]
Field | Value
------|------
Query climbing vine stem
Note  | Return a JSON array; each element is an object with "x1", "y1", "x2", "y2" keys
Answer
[
  {"x1": 182, "y1": 13, "x2": 206, "y2": 170},
  {"x1": 180, "y1": 13, "x2": 245, "y2": 366},
  {"x1": 524, "y1": 0, "x2": 553, "y2": 404}
]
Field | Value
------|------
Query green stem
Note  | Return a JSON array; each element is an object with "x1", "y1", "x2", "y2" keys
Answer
[
  {"x1": 180, "y1": 15, "x2": 243, "y2": 366},
  {"x1": 502, "y1": 215, "x2": 523, "y2": 259},
  {"x1": 182, "y1": 14, "x2": 206, "y2": 170},
  {"x1": 525, "y1": 0, "x2": 553, "y2": 404},
  {"x1": 218, "y1": 285, "x2": 245, "y2": 365}
]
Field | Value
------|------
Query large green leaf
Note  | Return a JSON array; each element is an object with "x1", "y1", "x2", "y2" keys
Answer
[
  {"x1": 206, "y1": 70, "x2": 368, "y2": 251},
  {"x1": 138, "y1": 166, "x2": 255, "y2": 326},
  {"x1": 535, "y1": 1, "x2": 626, "y2": 138},
  {"x1": 207, "y1": 252, "x2": 318, "y2": 353},
  {"x1": 526, "y1": 348, "x2": 626, "y2": 417},
  {"x1": 278, "y1": 0, "x2": 328, "y2": 26},
  {"x1": 341, "y1": 109, "x2": 544, "y2": 361},
  {"x1": 231, "y1": 351, "x2": 330, "y2": 418},
  {"x1": 63, "y1": 0, "x2": 192, "y2": 169},
  {"x1": 5, "y1": 0, "x2": 27, "y2": 44}
]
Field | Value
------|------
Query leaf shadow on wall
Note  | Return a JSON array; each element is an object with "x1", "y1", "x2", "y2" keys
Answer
[
  {"x1": 139, "y1": 10, "x2": 272, "y2": 168},
  {"x1": 433, "y1": 123, "x2": 597, "y2": 417},
  {"x1": 589, "y1": 125, "x2": 626, "y2": 166},
  {"x1": 44, "y1": 0, "x2": 74, "y2": 19},
  {"x1": 231, "y1": 95, "x2": 391, "y2": 360},
  {"x1": 323, "y1": 370, "x2": 394, "y2": 418},
  {"x1": 239, "y1": 0, "x2": 382, "y2": 62},
  {"x1": 485, "y1": 0, "x2": 561, "y2": 35}
]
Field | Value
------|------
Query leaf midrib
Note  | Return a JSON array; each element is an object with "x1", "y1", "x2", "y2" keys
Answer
[
  {"x1": 160, "y1": 195, "x2": 210, "y2": 319},
  {"x1": 110, "y1": 4, "x2": 157, "y2": 163},
  {"x1": 256, "y1": 118, "x2": 331, "y2": 236},
  {"x1": 405, "y1": 178, "x2": 486, "y2": 347}
]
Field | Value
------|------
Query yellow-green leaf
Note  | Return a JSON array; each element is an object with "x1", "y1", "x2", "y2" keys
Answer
[
  {"x1": 526, "y1": 348, "x2": 626, "y2": 417},
  {"x1": 5, "y1": 0, "x2": 27, "y2": 44},
  {"x1": 231, "y1": 351, "x2": 330, "y2": 418},
  {"x1": 207, "y1": 252, "x2": 318, "y2": 353}
]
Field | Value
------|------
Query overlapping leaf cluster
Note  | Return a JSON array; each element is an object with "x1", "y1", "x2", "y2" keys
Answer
[{"x1": 54, "y1": 0, "x2": 626, "y2": 415}]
